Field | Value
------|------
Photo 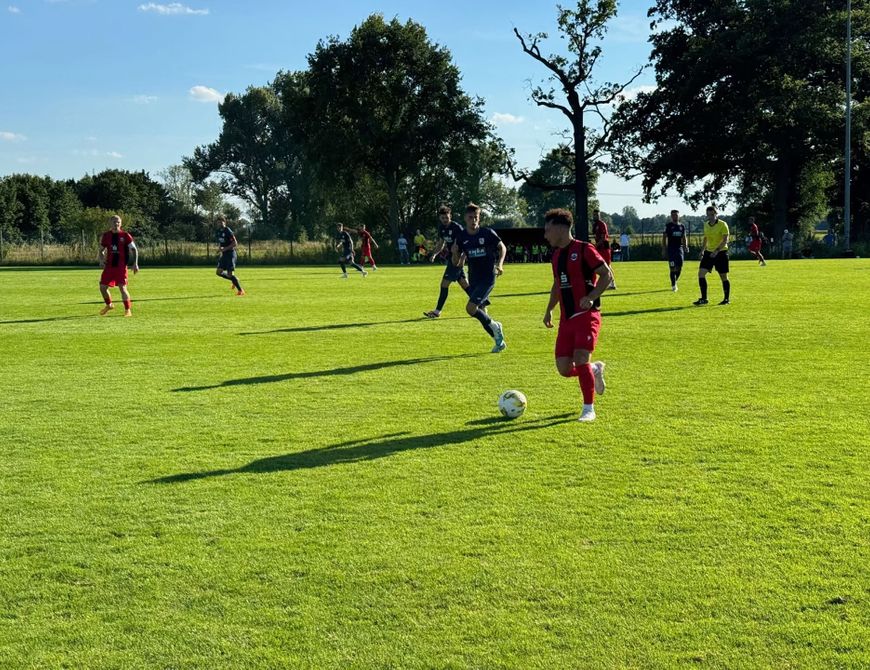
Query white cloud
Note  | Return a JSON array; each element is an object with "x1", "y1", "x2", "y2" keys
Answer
[
  {"x1": 8, "y1": 5, "x2": 21, "y2": 13},
  {"x1": 106, "y1": 151, "x2": 123, "y2": 159},
  {"x1": 491, "y1": 113, "x2": 525, "y2": 126},
  {"x1": 0, "y1": 131, "x2": 26, "y2": 142},
  {"x1": 16, "y1": 157, "x2": 37, "y2": 164},
  {"x1": 138, "y1": 3, "x2": 209, "y2": 16},
  {"x1": 131, "y1": 94, "x2": 158, "y2": 104},
  {"x1": 73, "y1": 149, "x2": 123, "y2": 158},
  {"x1": 617, "y1": 85, "x2": 657, "y2": 103},
  {"x1": 189, "y1": 85, "x2": 224, "y2": 103}
]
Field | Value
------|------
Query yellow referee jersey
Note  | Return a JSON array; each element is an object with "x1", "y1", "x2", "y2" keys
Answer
[{"x1": 704, "y1": 219, "x2": 729, "y2": 251}]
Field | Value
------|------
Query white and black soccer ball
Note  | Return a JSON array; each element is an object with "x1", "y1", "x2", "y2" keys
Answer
[{"x1": 498, "y1": 390, "x2": 527, "y2": 419}]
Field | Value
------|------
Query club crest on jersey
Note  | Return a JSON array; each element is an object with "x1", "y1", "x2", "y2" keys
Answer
[
  {"x1": 478, "y1": 237, "x2": 484, "y2": 244},
  {"x1": 570, "y1": 252, "x2": 578, "y2": 261}
]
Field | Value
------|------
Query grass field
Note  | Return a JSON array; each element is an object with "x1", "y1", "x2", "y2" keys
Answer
[{"x1": 1, "y1": 259, "x2": 868, "y2": 669}]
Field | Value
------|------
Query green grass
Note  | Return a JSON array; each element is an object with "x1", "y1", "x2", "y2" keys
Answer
[{"x1": 1, "y1": 259, "x2": 868, "y2": 669}]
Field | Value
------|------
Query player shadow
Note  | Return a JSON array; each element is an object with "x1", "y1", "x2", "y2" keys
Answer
[
  {"x1": 77, "y1": 295, "x2": 218, "y2": 305},
  {"x1": 240, "y1": 317, "x2": 463, "y2": 335},
  {"x1": 600, "y1": 289, "x2": 672, "y2": 298},
  {"x1": 149, "y1": 413, "x2": 575, "y2": 484},
  {"x1": 0, "y1": 315, "x2": 95, "y2": 325},
  {"x1": 604, "y1": 306, "x2": 691, "y2": 317},
  {"x1": 172, "y1": 353, "x2": 483, "y2": 392}
]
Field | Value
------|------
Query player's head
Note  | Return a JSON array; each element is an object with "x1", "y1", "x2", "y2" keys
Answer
[
  {"x1": 464, "y1": 203, "x2": 481, "y2": 227},
  {"x1": 748, "y1": 215, "x2": 755, "y2": 225},
  {"x1": 438, "y1": 204, "x2": 451, "y2": 225},
  {"x1": 336, "y1": 223, "x2": 344, "y2": 232},
  {"x1": 360, "y1": 224, "x2": 367, "y2": 231},
  {"x1": 543, "y1": 208, "x2": 573, "y2": 247},
  {"x1": 670, "y1": 209, "x2": 679, "y2": 222},
  {"x1": 706, "y1": 205, "x2": 717, "y2": 221},
  {"x1": 216, "y1": 214, "x2": 227, "y2": 228},
  {"x1": 109, "y1": 215, "x2": 122, "y2": 232},
  {"x1": 592, "y1": 209, "x2": 600, "y2": 220}
]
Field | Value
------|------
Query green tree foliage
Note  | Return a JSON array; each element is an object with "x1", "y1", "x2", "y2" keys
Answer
[
  {"x1": 610, "y1": 0, "x2": 870, "y2": 239},
  {"x1": 303, "y1": 14, "x2": 490, "y2": 240},
  {"x1": 512, "y1": 0, "x2": 642, "y2": 241},
  {"x1": 76, "y1": 169, "x2": 167, "y2": 239},
  {"x1": 519, "y1": 147, "x2": 599, "y2": 226}
]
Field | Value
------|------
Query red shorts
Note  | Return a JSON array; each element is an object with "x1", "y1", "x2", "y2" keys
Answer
[
  {"x1": 596, "y1": 244, "x2": 612, "y2": 265},
  {"x1": 749, "y1": 240, "x2": 762, "y2": 253},
  {"x1": 361, "y1": 246, "x2": 373, "y2": 257},
  {"x1": 555, "y1": 310, "x2": 601, "y2": 358},
  {"x1": 100, "y1": 267, "x2": 128, "y2": 287}
]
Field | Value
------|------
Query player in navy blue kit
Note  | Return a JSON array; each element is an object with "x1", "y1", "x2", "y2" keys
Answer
[
  {"x1": 336, "y1": 223, "x2": 367, "y2": 278},
  {"x1": 662, "y1": 210, "x2": 689, "y2": 292},
  {"x1": 451, "y1": 203, "x2": 507, "y2": 353},
  {"x1": 424, "y1": 204, "x2": 485, "y2": 318},
  {"x1": 215, "y1": 215, "x2": 245, "y2": 296}
]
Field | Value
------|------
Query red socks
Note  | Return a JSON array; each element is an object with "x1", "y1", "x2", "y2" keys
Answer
[{"x1": 577, "y1": 363, "x2": 595, "y2": 405}]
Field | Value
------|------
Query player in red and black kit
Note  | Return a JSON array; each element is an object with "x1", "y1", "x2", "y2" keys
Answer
[
  {"x1": 98, "y1": 215, "x2": 138, "y2": 317},
  {"x1": 591, "y1": 210, "x2": 616, "y2": 289},
  {"x1": 357, "y1": 224, "x2": 379, "y2": 271},
  {"x1": 543, "y1": 208, "x2": 612, "y2": 422},
  {"x1": 747, "y1": 216, "x2": 767, "y2": 266}
]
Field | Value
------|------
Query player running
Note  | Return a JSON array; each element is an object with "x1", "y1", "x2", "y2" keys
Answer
[
  {"x1": 98, "y1": 215, "x2": 138, "y2": 317},
  {"x1": 215, "y1": 215, "x2": 245, "y2": 295},
  {"x1": 694, "y1": 205, "x2": 731, "y2": 306},
  {"x1": 747, "y1": 216, "x2": 767, "y2": 266},
  {"x1": 336, "y1": 223, "x2": 367, "y2": 278},
  {"x1": 424, "y1": 204, "x2": 487, "y2": 319},
  {"x1": 543, "y1": 209, "x2": 611, "y2": 422},
  {"x1": 357, "y1": 224, "x2": 379, "y2": 271},
  {"x1": 452, "y1": 203, "x2": 507, "y2": 353},
  {"x1": 662, "y1": 209, "x2": 689, "y2": 291},
  {"x1": 592, "y1": 209, "x2": 616, "y2": 289}
]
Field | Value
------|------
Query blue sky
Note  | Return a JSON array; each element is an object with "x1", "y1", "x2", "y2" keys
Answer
[{"x1": 0, "y1": 0, "x2": 686, "y2": 216}]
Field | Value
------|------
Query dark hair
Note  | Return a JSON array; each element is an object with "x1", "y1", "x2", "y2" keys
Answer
[
  {"x1": 544, "y1": 208, "x2": 573, "y2": 227},
  {"x1": 438, "y1": 205, "x2": 451, "y2": 216},
  {"x1": 465, "y1": 203, "x2": 480, "y2": 214},
  {"x1": 670, "y1": 209, "x2": 679, "y2": 215},
  {"x1": 706, "y1": 205, "x2": 717, "y2": 213}
]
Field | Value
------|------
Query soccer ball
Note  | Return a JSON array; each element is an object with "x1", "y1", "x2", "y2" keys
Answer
[{"x1": 498, "y1": 390, "x2": 527, "y2": 419}]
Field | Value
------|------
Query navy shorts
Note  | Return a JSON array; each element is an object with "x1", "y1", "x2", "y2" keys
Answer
[
  {"x1": 700, "y1": 250, "x2": 729, "y2": 274},
  {"x1": 466, "y1": 278, "x2": 495, "y2": 306},
  {"x1": 340, "y1": 252, "x2": 354, "y2": 263},
  {"x1": 668, "y1": 249, "x2": 684, "y2": 268},
  {"x1": 217, "y1": 251, "x2": 237, "y2": 272},
  {"x1": 442, "y1": 263, "x2": 467, "y2": 283}
]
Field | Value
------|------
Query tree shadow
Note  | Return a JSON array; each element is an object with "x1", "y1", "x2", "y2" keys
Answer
[
  {"x1": 172, "y1": 353, "x2": 483, "y2": 392},
  {"x1": 600, "y1": 289, "x2": 672, "y2": 298},
  {"x1": 240, "y1": 317, "x2": 462, "y2": 336},
  {"x1": 492, "y1": 291, "x2": 550, "y2": 299},
  {"x1": 149, "y1": 413, "x2": 575, "y2": 484},
  {"x1": 604, "y1": 306, "x2": 692, "y2": 317}
]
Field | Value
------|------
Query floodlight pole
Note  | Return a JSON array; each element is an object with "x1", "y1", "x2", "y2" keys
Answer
[{"x1": 844, "y1": 0, "x2": 852, "y2": 250}]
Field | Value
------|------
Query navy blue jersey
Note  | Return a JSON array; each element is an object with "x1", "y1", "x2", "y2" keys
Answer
[
  {"x1": 439, "y1": 221, "x2": 464, "y2": 248},
  {"x1": 664, "y1": 222, "x2": 686, "y2": 252},
  {"x1": 338, "y1": 230, "x2": 353, "y2": 254},
  {"x1": 217, "y1": 227, "x2": 237, "y2": 249},
  {"x1": 457, "y1": 226, "x2": 502, "y2": 282}
]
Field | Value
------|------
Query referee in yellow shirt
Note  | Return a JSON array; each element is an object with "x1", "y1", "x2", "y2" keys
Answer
[{"x1": 694, "y1": 205, "x2": 731, "y2": 305}]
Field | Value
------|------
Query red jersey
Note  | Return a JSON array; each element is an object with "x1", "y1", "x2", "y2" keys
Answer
[
  {"x1": 551, "y1": 240, "x2": 605, "y2": 318},
  {"x1": 100, "y1": 230, "x2": 135, "y2": 269},
  {"x1": 592, "y1": 219, "x2": 609, "y2": 245},
  {"x1": 358, "y1": 229, "x2": 373, "y2": 249},
  {"x1": 749, "y1": 223, "x2": 762, "y2": 241}
]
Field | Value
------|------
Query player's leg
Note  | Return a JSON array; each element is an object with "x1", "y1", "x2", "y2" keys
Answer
[
  {"x1": 99, "y1": 283, "x2": 114, "y2": 315},
  {"x1": 717, "y1": 253, "x2": 730, "y2": 304},
  {"x1": 669, "y1": 259, "x2": 677, "y2": 290},
  {"x1": 458, "y1": 273, "x2": 489, "y2": 308},
  {"x1": 119, "y1": 283, "x2": 132, "y2": 316},
  {"x1": 572, "y1": 348, "x2": 597, "y2": 421},
  {"x1": 349, "y1": 254, "x2": 367, "y2": 275},
  {"x1": 695, "y1": 256, "x2": 711, "y2": 305},
  {"x1": 228, "y1": 270, "x2": 244, "y2": 295},
  {"x1": 426, "y1": 275, "x2": 453, "y2": 318}
]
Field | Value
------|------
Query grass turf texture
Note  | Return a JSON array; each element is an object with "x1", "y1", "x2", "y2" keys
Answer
[{"x1": 0, "y1": 260, "x2": 868, "y2": 669}]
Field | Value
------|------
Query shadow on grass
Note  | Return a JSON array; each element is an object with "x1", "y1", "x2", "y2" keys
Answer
[
  {"x1": 172, "y1": 353, "x2": 483, "y2": 392},
  {"x1": 600, "y1": 289, "x2": 673, "y2": 298},
  {"x1": 604, "y1": 306, "x2": 692, "y2": 317},
  {"x1": 0, "y1": 315, "x2": 96, "y2": 325},
  {"x1": 149, "y1": 413, "x2": 575, "y2": 483},
  {"x1": 491, "y1": 290, "x2": 550, "y2": 299},
  {"x1": 78, "y1": 295, "x2": 219, "y2": 305},
  {"x1": 240, "y1": 316, "x2": 462, "y2": 336}
]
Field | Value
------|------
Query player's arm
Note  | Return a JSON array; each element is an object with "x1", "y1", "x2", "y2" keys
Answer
[
  {"x1": 682, "y1": 230, "x2": 689, "y2": 253},
  {"x1": 495, "y1": 241, "x2": 506, "y2": 276},
  {"x1": 450, "y1": 241, "x2": 464, "y2": 267},
  {"x1": 544, "y1": 279, "x2": 559, "y2": 328},
  {"x1": 372, "y1": 236, "x2": 379, "y2": 250},
  {"x1": 221, "y1": 235, "x2": 238, "y2": 253},
  {"x1": 661, "y1": 231, "x2": 667, "y2": 256},
  {"x1": 98, "y1": 245, "x2": 106, "y2": 267},
  {"x1": 430, "y1": 239, "x2": 445, "y2": 262},
  {"x1": 700, "y1": 235, "x2": 708, "y2": 257},
  {"x1": 713, "y1": 233, "x2": 729, "y2": 255},
  {"x1": 579, "y1": 263, "x2": 613, "y2": 311},
  {"x1": 128, "y1": 241, "x2": 139, "y2": 273}
]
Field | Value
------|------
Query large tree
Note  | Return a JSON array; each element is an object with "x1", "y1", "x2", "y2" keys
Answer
[
  {"x1": 611, "y1": 0, "x2": 870, "y2": 240},
  {"x1": 512, "y1": 0, "x2": 641, "y2": 241},
  {"x1": 303, "y1": 14, "x2": 490, "y2": 241},
  {"x1": 519, "y1": 147, "x2": 599, "y2": 225}
]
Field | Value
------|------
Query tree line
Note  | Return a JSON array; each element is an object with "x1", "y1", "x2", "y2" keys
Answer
[{"x1": 1, "y1": 1, "x2": 868, "y2": 253}]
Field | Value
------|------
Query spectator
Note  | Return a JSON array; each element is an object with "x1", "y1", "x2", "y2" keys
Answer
[
  {"x1": 619, "y1": 230, "x2": 631, "y2": 261},
  {"x1": 413, "y1": 229, "x2": 427, "y2": 263},
  {"x1": 782, "y1": 229, "x2": 794, "y2": 259},
  {"x1": 397, "y1": 234, "x2": 410, "y2": 265},
  {"x1": 823, "y1": 230, "x2": 836, "y2": 247}
]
